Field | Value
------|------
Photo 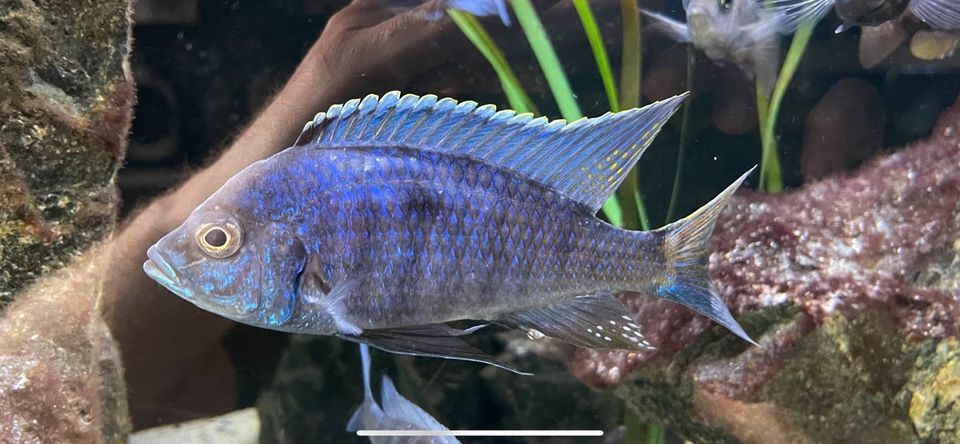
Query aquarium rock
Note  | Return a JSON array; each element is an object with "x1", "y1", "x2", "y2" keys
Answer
[
  {"x1": 0, "y1": 0, "x2": 134, "y2": 307},
  {"x1": 0, "y1": 0, "x2": 134, "y2": 442},
  {"x1": 573, "y1": 93, "x2": 960, "y2": 443}
]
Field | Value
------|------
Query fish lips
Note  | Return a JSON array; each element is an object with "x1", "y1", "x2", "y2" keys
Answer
[{"x1": 143, "y1": 245, "x2": 191, "y2": 298}]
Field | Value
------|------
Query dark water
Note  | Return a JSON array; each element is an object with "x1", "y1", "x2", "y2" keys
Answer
[{"x1": 121, "y1": 1, "x2": 959, "y2": 442}]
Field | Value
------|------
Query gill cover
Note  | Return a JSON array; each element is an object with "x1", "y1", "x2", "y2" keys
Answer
[{"x1": 259, "y1": 224, "x2": 306, "y2": 326}]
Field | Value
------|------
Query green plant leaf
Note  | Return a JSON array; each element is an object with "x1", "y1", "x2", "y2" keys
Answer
[
  {"x1": 448, "y1": 10, "x2": 538, "y2": 113},
  {"x1": 573, "y1": 0, "x2": 619, "y2": 111}
]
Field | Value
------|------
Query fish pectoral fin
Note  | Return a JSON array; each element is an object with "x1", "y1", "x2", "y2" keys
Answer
[
  {"x1": 497, "y1": 293, "x2": 653, "y2": 351},
  {"x1": 639, "y1": 10, "x2": 691, "y2": 43},
  {"x1": 344, "y1": 323, "x2": 531, "y2": 375}
]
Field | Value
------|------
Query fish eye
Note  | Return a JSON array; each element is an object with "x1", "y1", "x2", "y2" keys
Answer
[
  {"x1": 196, "y1": 221, "x2": 242, "y2": 258},
  {"x1": 718, "y1": 0, "x2": 732, "y2": 9}
]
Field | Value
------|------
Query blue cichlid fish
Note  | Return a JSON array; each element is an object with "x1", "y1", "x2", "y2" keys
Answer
[
  {"x1": 381, "y1": 0, "x2": 511, "y2": 26},
  {"x1": 760, "y1": 0, "x2": 960, "y2": 33},
  {"x1": 143, "y1": 91, "x2": 755, "y2": 372},
  {"x1": 642, "y1": 0, "x2": 782, "y2": 96},
  {"x1": 348, "y1": 344, "x2": 461, "y2": 444}
]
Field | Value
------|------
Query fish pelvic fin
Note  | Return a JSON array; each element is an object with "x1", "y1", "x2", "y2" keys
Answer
[
  {"x1": 497, "y1": 292, "x2": 653, "y2": 351},
  {"x1": 294, "y1": 91, "x2": 686, "y2": 214},
  {"x1": 654, "y1": 167, "x2": 757, "y2": 345}
]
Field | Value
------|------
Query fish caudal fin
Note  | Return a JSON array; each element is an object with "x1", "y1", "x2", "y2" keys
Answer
[{"x1": 655, "y1": 168, "x2": 757, "y2": 345}]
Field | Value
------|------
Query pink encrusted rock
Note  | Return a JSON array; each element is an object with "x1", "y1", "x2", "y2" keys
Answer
[{"x1": 573, "y1": 95, "x2": 960, "y2": 443}]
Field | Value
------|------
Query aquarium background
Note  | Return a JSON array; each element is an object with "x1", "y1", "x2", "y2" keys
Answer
[
  {"x1": 122, "y1": 0, "x2": 959, "y2": 442},
  {"x1": 1, "y1": 0, "x2": 958, "y2": 442}
]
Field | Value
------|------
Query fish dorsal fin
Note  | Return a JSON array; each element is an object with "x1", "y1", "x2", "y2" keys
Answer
[
  {"x1": 910, "y1": 0, "x2": 960, "y2": 30},
  {"x1": 758, "y1": 0, "x2": 835, "y2": 34},
  {"x1": 295, "y1": 91, "x2": 687, "y2": 213}
]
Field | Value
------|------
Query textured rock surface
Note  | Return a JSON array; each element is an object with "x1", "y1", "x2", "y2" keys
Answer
[
  {"x1": 573, "y1": 95, "x2": 960, "y2": 443},
  {"x1": 0, "y1": 0, "x2": 134, "y2": 306},
  {"x1": 0, "y1": 251, "x2": 130, "y2": 443},
  {"x1": 0, "y1": 0, "x2": 134, "y2": 442}
]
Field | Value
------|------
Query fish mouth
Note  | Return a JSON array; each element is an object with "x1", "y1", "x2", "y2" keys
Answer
[{"x1": 143, "y1": 245, "x2": 185, "y2": 296}]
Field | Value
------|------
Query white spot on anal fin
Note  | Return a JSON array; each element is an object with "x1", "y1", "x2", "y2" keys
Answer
[{"x1": 526, "y1": 328, "x2": 545, "y2": 340}]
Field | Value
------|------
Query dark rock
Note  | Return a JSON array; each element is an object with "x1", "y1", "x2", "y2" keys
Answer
[{"x1": 801, "y1": 78, "x2": 884, "y2": 181}]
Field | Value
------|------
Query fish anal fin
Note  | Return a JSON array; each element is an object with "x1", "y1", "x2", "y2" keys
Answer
[
  {"x1": 347, "y1": 323, "x2": 530, "y2": 375},
  {"x1": 498, "y1": 293, "x2": 653, "y2": 350},
  {"x1": 293, "y1": 91, "x2": 686, "y2": 214}
]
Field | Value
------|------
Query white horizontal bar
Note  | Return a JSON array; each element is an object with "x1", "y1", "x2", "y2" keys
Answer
[{"x1": 358, "y1": 430, "x2": 603, "y2": 437}]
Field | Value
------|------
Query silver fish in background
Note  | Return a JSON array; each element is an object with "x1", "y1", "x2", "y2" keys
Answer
[
  {"x1": 348, "y1": 344, "x2": 460, "y2": 444},
  {"x1": 380, "y1": 0, "x2": 511, "y2": 25},
  {"x1": 143, "y1": 91, "x2": 754, "y2": 372},
  {"x1": 762, "y1": 0, "x2": 960, "y2": 33},
  {"x1": 642, "y1": 0, "x2": 783, "y2": 96}
]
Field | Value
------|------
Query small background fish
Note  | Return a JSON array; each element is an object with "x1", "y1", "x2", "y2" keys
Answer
[
  {"x1": 348, "y1": 344, "x2": 461, "y2": 444},
  {"x1": 379, "y1": 0, "x2": 511, "y2": 25},
  {"x1": 642, "y1": 0, "x2": 782, "y2": 96}
]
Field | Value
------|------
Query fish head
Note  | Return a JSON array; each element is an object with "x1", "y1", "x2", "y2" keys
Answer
[
  {"x1": 686, "y1": 0, "x2": 748, "y2": 53},
  {"x1": 144, "y1": 207, "x2": 307, "y2": 329},
  {"x1": 835, "y1": 0, "x2": 908, "y2": 27}
]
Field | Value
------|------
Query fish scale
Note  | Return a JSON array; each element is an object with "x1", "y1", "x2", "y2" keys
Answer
[
  {"x1": 144, "y1": 92, "x2": 754, "y2": 373},
  {"x1": 282, "y1": 146, "x2": 645, "y2": 328}
]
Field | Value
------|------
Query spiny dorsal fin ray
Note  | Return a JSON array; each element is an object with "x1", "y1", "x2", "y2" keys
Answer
[{"x1": 295, "y1": 91, "x2": 687, "y2": 213}]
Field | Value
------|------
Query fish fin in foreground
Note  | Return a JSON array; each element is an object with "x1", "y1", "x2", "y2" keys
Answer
[
  {"x1": 654, "y1": 167, "x2": 759, "y2": 345},
  {"x1": 639, "y1": 10, "x2": 692, "y2": 43},
  {"x1": 347, "y1": 343, "x2": 383, "y2": 432},
  {"x1": 756, "y1": 0, "x2": 834, "y2": 34},
  {"x1": 380, "y1": 376, "x2": 458, "y2": 441},
  {"x1": 295, "y1": 91, "x2": 686, "y2": 214},
  {"x1": 498, "y1": 292, "x2": 653, "y2": 350},
  {"x1": 910, "y1": 0, "x2": 960, "y2": 30},
  {"x1": 343, "y1": 323, "x2": 532, "y2": 375}
]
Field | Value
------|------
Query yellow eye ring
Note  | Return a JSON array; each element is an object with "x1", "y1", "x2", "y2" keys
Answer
[{"x1": 196, "y1": 221, "x2": 242, "y2": 258}]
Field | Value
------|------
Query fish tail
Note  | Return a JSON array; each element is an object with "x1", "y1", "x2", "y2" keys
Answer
[{"x1": 653, "y1": 167, "x2": 757, "y2": 345}]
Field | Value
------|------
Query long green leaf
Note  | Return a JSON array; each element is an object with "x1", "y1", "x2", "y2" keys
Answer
[
  {"x1": 620, "y1": 0, "x2": 642, "y2": 109},
  {"x1": 665, "y1": 46, "x2": 695, "y2": 224},
  {"x1": 759, "y1": 22, "x2": 814, "y2": 193},
  {"x1": 619, "y1": 0, "x2": 650, "y2": 230},
  {"x1": 573, "y1": 0, "x2": 619, "y2": 111},
  {"x1": 510, "y1": 0, "x2": 583, "y2": 120},
  {"x1": 448, "y1": 10, "x2": 538, "y2": 113}
]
